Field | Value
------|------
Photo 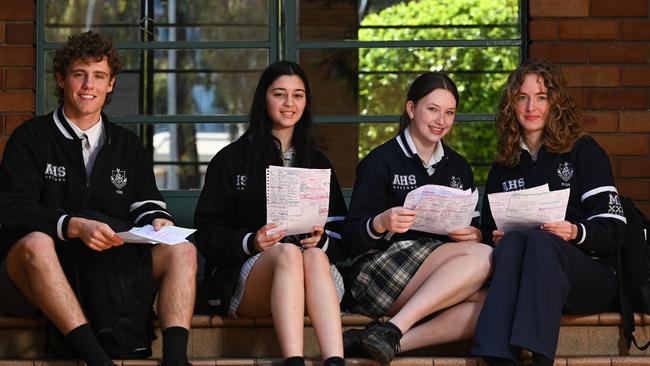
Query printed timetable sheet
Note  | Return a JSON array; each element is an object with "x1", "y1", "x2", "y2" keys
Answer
[
  {"x1": 403, "y1": 184, "x2": 479, "y2": 235},
  {"x1": 488, "y1": 184, "x2": 570, "y2": 232},
  {"x1": 266, "y1": 165, "x2": 331, "y2": 236}
]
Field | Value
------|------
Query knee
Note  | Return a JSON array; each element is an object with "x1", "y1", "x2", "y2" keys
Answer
[
  {"x1": 465, "y1": 244, "x2": 493, "y2": 277},
  {"x1": 302, "y1": 247, "x2": 329, "y2": 270},
  {"x1": 268, "y1": 243, "x2": 303, "y2": 270},
  {"x1": 524, "y1": 230, "x2": 561, "y2": 256},
  {"x1": 174, "y1": 242, "x2": 198, "y2": 272},
  {"x1": 12, "y1": 232, "x2": 57, "y2": 268}
]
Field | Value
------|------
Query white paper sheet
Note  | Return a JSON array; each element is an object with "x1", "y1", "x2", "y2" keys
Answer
[
  {"x1": 487, "y1": 184, "x2": 570, "y2": 232},
  {"x1": 117, "y1": 224, "x2": 195, "y2": 245},
  {"x1": 403, "y1": 184, "x2": 479, "y2": 235},
  {"x1": 266, "y1": 166, "x2": 331, "y2": 236}
]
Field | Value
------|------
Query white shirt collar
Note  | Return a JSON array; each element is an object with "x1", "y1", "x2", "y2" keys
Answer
[
  {"x1": 404, "y1": 127, "x2": 445, "y2": 168},
  {"x1": 520, "y1": 138, "x2": 538, "y2": 162},
  {"x1": 54, "y1": 108, "x2": 104, "y2": 148}
]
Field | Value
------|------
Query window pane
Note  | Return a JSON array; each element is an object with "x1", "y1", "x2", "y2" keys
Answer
[
  {"x1": 45, "y1": 0, "x2": 270, "y2": 42},
  {"x1": 298, "y1": 0, "x2": 520, "y2": 41},
  {"x1": 152, "y1": 122, "x2": 246, "y2": 190},
  {"x1": 152, "y1": 49, "x2": 268, "y2": 116},
  {"x1": 45, "y1": 0, "x2": 141, "y2": 42},
  {"x1": 154, "y1": 0, "x2": 269, "y2": 42}
]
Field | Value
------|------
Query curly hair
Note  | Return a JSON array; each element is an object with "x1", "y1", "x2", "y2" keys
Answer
[
  {"x1": 495, "y1": 59, "x2": 583, "y2": 167},
  {"x1": 53, "y1": 31, "x2": 121, "y2": 105}
]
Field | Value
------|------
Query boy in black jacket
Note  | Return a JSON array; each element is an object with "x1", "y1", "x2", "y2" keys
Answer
[{"x1": 0, "y1": 31, "x2": 196, "y2": 366}]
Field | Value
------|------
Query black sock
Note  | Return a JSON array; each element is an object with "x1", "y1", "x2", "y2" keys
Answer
[
  {"x1": 162, "y1": 326, "x2": 189, "y2": 365},
  {"x1": 284, "y1": 356, "x2": 305, "y2": 366},
  {"x1": 532, "y1": 353, "x2": 553, "y2": 366},
  {"x1": 483, "y1": 356, "x2": 517, "y2": 366},
  {"x1": 324, "y1": 356, "x2": 345, "y2": 366},
  {"x1": 65, "y1": 323, "x2": 112, "y2": 366}
]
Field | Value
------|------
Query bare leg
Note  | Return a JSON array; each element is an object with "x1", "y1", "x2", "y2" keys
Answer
[
  {"x1": 387, "y1": 242, "x2": 492, "y2": 334},
  {"x1": 303, "y1": 248, "x2": 343, "y2": 360},
  {"x1": 5, "y1": 232, "x2": 86, "y2": 334},
  {"x1": 400, "y1": 290, "x2": 486, "y2": 352},
  {"x1": 152, "y1": 242, "x2": 197, "y2": 329},
  {"x1": 237, "y1": 243, "x2": 305, "y2": 358}
]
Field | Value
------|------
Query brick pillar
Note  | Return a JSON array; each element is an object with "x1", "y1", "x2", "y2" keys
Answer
[
  {"x1": 529, "y1": 0, "x2": 650, "y2": 216},
  {"x1": 0, "y1": 0, "x2": 36, "y2": 160}
]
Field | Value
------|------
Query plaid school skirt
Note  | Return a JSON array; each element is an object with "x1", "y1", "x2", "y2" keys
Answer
[{"x1": 351, "y1": 237, "x2": 444, "y2": 318}]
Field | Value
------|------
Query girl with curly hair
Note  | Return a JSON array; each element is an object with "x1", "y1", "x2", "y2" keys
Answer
[{"x1": 471, "y1": 59, "x2": 626, "y2": 366}]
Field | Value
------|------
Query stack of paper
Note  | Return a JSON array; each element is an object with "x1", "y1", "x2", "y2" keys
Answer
[
  {"x1": 118, "y1": 225, "x2": 196, "y2": 245},
  {"x1": 487, "y1": 184, "x2": 570, "y2": 232},
  {"x1": 266, "y1": 166, "x2": 331, "y2": 236},
  {"x1": 403, "y1": 184, "x2": 479, "y2": 235}
]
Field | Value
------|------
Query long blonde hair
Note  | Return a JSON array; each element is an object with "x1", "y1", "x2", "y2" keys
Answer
[{"x1": 495, "y1": 59, "x2": 583, "y2": 167}]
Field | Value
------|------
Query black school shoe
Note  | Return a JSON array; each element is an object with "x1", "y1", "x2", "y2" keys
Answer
[
  {"x1": 361, "y1": 321, "x2": 402, "y2": 365},
  {"x1": 343, "y1": 320, "x2": 379, "y2": 357}
]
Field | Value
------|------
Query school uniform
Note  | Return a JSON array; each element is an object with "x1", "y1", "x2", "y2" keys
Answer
[
  {"x1": 472, "y1": 135, "x2": 625, "y2": 362},
  {"x1": 194, "y1": 135, "x2": 347, "y2": 316},
  {"x1": 341, "y1": 128, "x2": 480, "y2": 317}
]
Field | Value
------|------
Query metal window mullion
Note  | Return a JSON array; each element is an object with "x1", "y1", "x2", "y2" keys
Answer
[
  {"x1": 292, "y1": 39, "x2": 522, "y2": 49},
  {"x1": 40, "y1": 40, "x2": 274, "y2": 50},
  {"x1": 269, "y1": 0, "x2": 280, "y2": 62},
  {"x1": 284, "y1": 0, "x2": 297, "y2": 62}
]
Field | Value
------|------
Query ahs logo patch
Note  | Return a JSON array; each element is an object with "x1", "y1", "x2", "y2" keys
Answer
[
  {"x1": 44, "y1": 163, "x2": 66, "y2": 182},
  {"x1": 235, "y1": 175, "x2": 248, "y2": 191},
  {"x1": 392, "y1": 174, "x2": 417, "y2": 190},
  {"x1": 557, "y1": 162, "x2": 574, "y2": 186},
  {"x1": 607, "y1": 193, "x2": 625, "y2": 216},
  {"x1": 110, "y1": 169, "x2": 128, "y2": 190},
  {"x1": 450, "y1": 176, "x2": 464, "y2": 190}
]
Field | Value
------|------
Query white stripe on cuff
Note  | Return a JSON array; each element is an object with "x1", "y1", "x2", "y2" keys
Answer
[
  {"x1": 321, "y1": 237, "x2": 330, "y2": 252},
  {"x1": 325, "y1": 229, "x2": 341, "y2": 239},
  {"x1": 57, "y1": 214, "x2": 67, "y2": 241},
  {"x1": 472, "y1": 211, "x2": 480, "y2": 218},
  {"x1": 366, "y1": 218, "x2": 383, "y2": 240},
  {"x1": 576, "y1": 223, "x2": 587, "y2": 245},
  {"x1": 134, "y1": 210, "x2": 171, "y2": 224},
  {"x1": 581, "y1": 186, "x2": 618, "y2": 202},
  {"x1": 586, "y1": 213, "x2": 627, "y2": 224},
  {"x1": 326, "y1": 216, "x2": 346, "y2": 223},
  {"x1": 242, "y1": 232, "x2": 253, "y2": 255},
  {"x1": 130, "y1": 200, "x2": 167, "y2": 212}
]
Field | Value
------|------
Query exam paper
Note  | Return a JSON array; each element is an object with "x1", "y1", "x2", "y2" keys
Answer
[
  {"x1": 403, "y1": 184, "x2": 479, "y2": 235},
  {"x1": 118, "y1": 224, "x2": 196, "y2": 245},
  {"x1": 266, "y1": 166, "x2": 330, "y2": 236},
  {"x1": 487, "y1": 184, "x2": 570, "y2": 232}
]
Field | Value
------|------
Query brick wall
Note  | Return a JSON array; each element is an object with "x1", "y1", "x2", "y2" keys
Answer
[
  {"x1": 0, "y1": 0, "x2": 35, "y2": 160},
  {"x1": 529, "y1": 0, "x2": 650, "y2": 216},
  {"x1": 0, "y1": 0, "x2": 647, "y2": 214}
]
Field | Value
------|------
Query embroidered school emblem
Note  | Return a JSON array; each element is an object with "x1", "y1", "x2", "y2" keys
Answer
[
  {"x1": 110, "y1": 169, "x2": 128, "y2": 189},
  {"x1": 607, "y1": 193, "x2": 625, "y2": 216},
  {"x1": 557, "y1": 162, "x2": 574, "y2": 182},
  {"x1": 450, "y1": 176, "x2": 464, "y2": 190}
]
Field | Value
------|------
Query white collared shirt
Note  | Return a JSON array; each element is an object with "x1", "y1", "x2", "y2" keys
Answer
[
  {"x1": 404, "y1": 127, "x2": 445, "y2": 175},
  {"x1": 53, "y1": 109, "x2": 105, "y2": 176},
  {"x1": 520, "y1": 139, "x2": 538, "y2": 162}
]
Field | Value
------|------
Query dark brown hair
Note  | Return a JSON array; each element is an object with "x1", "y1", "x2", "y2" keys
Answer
[
  {"x1": 53, "y1": 31, "x2": 121, "y2": 105},
  {"x1": 399, "y1": 72, "x2": 459, "y2": 132},
  {"x1": 495, "y1": 59, "x2": 583, "y2": 166}
]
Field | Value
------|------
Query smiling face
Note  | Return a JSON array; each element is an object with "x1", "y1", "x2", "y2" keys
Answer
[
  {"x1": 515, "y1": 73, "x2": 549, "y2": 139},
  {"x1": 406, "y1": 88, "x2": 457, "y2": 149},
  {"x1": 265, "y1": 74, "x2": 307, "y2": 133},
  {"x1": 56, "y1": 57, "x2": 115, "y2": 128}
]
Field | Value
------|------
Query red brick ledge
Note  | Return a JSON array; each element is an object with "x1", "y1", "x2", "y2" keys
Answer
[{"x1": 1, "y1": 312, "x2": 648, "y2": 329}]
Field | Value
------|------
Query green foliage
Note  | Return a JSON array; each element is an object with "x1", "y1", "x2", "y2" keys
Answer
[{"x1": 358, "y1": 0, "x2": 520, "y2": 184}]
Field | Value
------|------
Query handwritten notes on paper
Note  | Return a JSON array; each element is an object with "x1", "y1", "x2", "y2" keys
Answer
[
  {"x1": 118, "y1": 225, "x2": 195, "y2": 245},
  {"x1": 403, "y1": 184, "x2": 479, "y2": 235},
  {"x1": 266, "y1": 166, "x2": 331, "y2": 236},
  {"x1": 488, "y1": 184, "x2": 570, "y2": 232}
]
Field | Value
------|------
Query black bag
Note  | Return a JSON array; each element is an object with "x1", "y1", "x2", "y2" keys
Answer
[{"x1": 616, "y1": 196, "x2": 650, "y2": 350}]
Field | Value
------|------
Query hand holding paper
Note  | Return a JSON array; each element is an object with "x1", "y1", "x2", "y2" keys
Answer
[
  {"x1": 117, "y1": 224, "x2": 195, "y2": 245},
  {"x1": 403, "y1": 184, "x2": 479, "y2": 235}
]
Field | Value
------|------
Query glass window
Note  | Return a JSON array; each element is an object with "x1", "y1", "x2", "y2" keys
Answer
[{"x1": 39, "y1": 0, "x2": 524, "y2": 189}]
